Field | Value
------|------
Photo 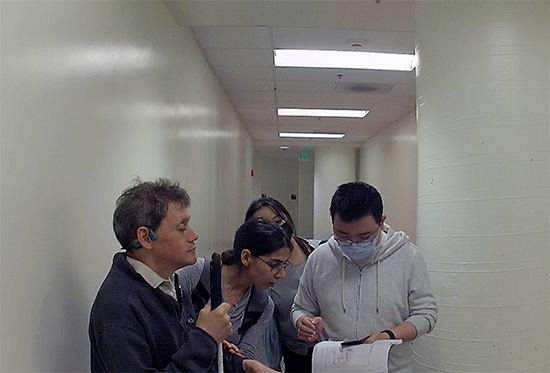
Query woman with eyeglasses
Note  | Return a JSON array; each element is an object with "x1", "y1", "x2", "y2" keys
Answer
[
  {"x1": 245, "y1": 197, "x2": 318, "y2": 373},
  {"x1": 176, "y1": 218, "x2": 293, "y2": 361}
]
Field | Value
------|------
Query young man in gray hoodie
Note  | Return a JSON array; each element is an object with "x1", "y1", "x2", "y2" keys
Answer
[{"x1": 291, "y1": 182, "x2": 437, "y2": 373}]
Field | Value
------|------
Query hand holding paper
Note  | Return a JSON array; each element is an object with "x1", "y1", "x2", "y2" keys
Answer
[{"x1": 312, "y1": 339, "x2": 402, "y2": 373}]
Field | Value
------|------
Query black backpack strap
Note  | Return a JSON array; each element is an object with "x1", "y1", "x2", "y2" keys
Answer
[
  {"x1": 190, "y1": 258, "x2": 212, "y2": 316},
  {"x1": 238, "y1": 285, "x2": 268, "y2": 336}
]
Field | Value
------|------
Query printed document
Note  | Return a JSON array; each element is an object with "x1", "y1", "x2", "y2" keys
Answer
[{"x1": 312, "y1": 340, "x2": 402, "y2": 373}]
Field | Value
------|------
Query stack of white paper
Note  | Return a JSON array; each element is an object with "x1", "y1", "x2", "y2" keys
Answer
[{"x1": 312, "y1": 340, "x2": 402, "y2": 373}]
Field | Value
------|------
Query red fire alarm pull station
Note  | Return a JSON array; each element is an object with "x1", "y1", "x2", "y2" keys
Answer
[{"x1": 250, "y1": 169, "x2": 254, "y2": 177}]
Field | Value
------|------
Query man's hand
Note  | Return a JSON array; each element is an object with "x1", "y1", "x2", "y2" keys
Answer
[
  {"x1": 223, "y1": 340, "x2": 244, "y2": 358},
  {"x1": 195, "y1": 302, "x2": 232, "y2": 344},
  {"x1": 242, "y1": 359, "x2": 277, "y2": 372},
  {"x1": 296, "y1": 316, "x2": 323, "y2": 342}
]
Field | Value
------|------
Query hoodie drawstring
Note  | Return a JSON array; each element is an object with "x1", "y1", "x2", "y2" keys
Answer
[
  {"x1": 376, "y1": 261, "x2": 380, "y2": 313},
  {"x1": 342, "y1": 257, "x2": 381, "y2": 314},
  {"x1": 341, "y1": 256, "x2": 346, "y2": 313}
]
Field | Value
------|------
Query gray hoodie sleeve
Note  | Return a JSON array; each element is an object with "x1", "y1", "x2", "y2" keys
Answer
[
  {"x1": 405, "y1": 250, "x2": 438, "y2": 336},
  {"x1": 290, "y1": 250, "x2": 321, "y2": 327}
]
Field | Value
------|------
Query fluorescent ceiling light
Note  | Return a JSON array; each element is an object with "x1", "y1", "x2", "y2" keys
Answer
[
  {"x1": 279, "y1": 132, "x2": 345, "y2": 139},
  {"x1": 278, "y1": 108, "x2": 368, "y2": 118},
  {"x1": 274, "y1": 49, "x2": 416, "y2": 71}
]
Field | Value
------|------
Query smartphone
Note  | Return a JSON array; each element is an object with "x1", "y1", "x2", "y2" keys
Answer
[{"x1": 341, "y1": 336, "x2": 368, "y2": 346}]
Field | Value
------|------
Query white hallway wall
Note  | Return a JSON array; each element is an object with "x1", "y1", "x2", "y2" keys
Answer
[
  {"x1": 313, "y1": 147, "x2": 357, "y2": 239},
  {"x1": 414, "y1": 1, "x2": 549, "y2": 370},
  {"x1": 359, "y1": 111, "x2": 417, "y2": 244},
  {"x1": 0, "y1": 1, "x2": 253, "y2": 371},
  {"x1": 313, "y1": 113, "x2": 417, "y2": 242}
]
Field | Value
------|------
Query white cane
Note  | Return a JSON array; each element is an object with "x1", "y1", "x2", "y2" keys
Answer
[
  {"x1": 217, "y1": 343, "x2": 223, "y2": 373},
  {"x1": 210, "y1": 253, "x2": 224, "y2": 373}
]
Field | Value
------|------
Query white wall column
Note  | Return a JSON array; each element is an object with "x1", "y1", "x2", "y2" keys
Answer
[
  {"x1": 359, "y1": 111, "x2": 417, "y2": 243},
  {"x1": 313, "y1": 147, "x2": 356, "y2": 239},
  {"x1": 414, "y1": 1, "x2": 549, "y2": 371}
]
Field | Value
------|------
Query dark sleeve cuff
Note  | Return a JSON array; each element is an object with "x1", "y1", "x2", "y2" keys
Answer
[
  {"x1": 169, "y1": 327, "x2": 218, "y2": 372},
  {"x1": 224, "y1": 354, "x2": 245, "y2": 373}
]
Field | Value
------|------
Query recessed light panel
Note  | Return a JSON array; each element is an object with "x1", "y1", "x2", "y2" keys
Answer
[
  {"x1": 274, "y1": 49, "x2": 416, "y2": 71},
  {"x1": 279, "y1": 132, "x2": 345, "y2": 139},
  {"x1": 278, "y1": 108, "x2": 368, "y2": 118}
]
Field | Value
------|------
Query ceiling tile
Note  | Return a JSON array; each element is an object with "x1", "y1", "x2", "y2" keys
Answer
[
  {"x1": 276, "y1": 91, "x2": 380, "y2": 104},
  {"x1": 231, "y1": 91, "x2": 275, "y2": 102},
  {"x1": 275, "y1": 67, "x2": 407, "y2": 84},
  {"x1": 206, "y1": 48, "x2": 274, "y2": 66},
  {"x1": 223, "y1": 79, "x2": 274, "y2": 92},
  {"x1": 276, "y1": 80, "x2": 336, "y2": 93},
  {"x1": 232, "y1": 100, "x2": 276, "y2": 109},
  {"x1": 192, "y1": 26, "x2": 271, "y2": 49},
  {"x1": 213, "y1": 65, "x2": 273, "y2": 81},
  {"x1": 277, "y1": 99, "x2": 381, "y2": 110},
  {"x1": 236, "y1": 107, "x2": 277, "y2": 120},
  {"x1": 273, "y1": 27, "x2": 415, "y2": 53}
]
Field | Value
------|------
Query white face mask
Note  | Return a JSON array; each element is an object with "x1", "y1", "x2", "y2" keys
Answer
[
  {"x1": 336, "y1": 227, "x2": 380, "y2": 261},
  {"x1": 338, "y1": 240, "x2": 377, "y2": 260}
]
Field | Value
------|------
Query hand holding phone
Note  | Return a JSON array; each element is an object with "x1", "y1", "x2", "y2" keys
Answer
[{"x1": 341, "y1": 335, "x2": 369, "y2": 346}]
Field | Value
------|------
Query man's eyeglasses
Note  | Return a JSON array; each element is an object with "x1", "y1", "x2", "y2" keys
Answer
[
  {"x1": 257, "y1": 256, "x2": 291, "y2": 274},
  {"x1": 334, "y1": 227, "x2": 380, "y2": 246}
]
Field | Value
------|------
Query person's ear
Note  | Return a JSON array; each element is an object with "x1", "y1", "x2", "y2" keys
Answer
[
  {"x1": 241, "y1": 249, "x2": 252, "y2": 267},
  {"x1": 136, "y1": 226, "x2": 156, "y2": 250},
  {"x1": 380, "y1": 215, "x2": 387, "y2": 227}
]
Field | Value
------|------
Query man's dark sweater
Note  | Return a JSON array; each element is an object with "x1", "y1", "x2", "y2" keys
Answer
[{"x1": 89, "y1": 253, "x2": 218, "y2": 372}]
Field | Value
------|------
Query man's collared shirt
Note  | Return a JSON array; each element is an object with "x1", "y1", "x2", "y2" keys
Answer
[{"x1": 126, "y1": 255, "x2": 177, "y2": 300}]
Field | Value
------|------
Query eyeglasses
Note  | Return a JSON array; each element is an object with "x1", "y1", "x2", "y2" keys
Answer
[
  {"x1": 270, "y1": 217, "x2": 286, "y2": 228},
  {"x1": 334, "y1": 227, "x2": 380, "y2": 246},
  {"x1": 257, "y1": 256, "x2": 291, "y2": 274}
]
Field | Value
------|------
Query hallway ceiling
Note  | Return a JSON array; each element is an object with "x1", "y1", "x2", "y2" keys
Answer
[{"x1": 164, "y1": 0, "x2": 416, "y2": 154}]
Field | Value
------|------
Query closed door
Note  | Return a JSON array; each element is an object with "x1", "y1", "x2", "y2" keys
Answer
[{"x1": 261, "y1": 156, "x2": 299, "y2": 227}]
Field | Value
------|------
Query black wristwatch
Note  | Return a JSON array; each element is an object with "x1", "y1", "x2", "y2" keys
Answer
[{"x1": 381, "y1": 329, "x2": 396, "y2": 339}]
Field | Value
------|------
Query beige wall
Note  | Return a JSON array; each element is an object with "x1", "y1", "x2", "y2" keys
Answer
[
  {"x1": 359, "y1": 111, "x2": 417, "y2": 243},
  {"x1": 313, "y1": 147, "x2": 357, "y2": 239},
  {"x1": 0, "y1": 1, "x2": 252, "y2": 371},
  {"x1": 414, "y1": 1, "x2": 549, "y2": 370}
]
